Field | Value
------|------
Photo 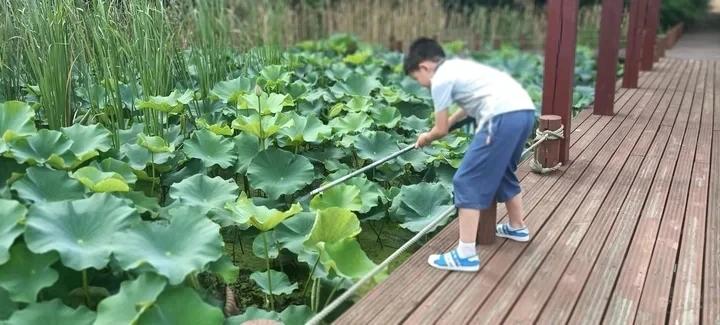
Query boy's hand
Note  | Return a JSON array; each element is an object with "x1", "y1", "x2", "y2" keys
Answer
[{"x1": 415, "y1": 132, "x2": 433, "y2": 148}]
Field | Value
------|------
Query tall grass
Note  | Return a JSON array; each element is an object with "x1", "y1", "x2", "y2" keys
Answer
[
  {"x1": 0, "y1": 2, "x2": 23, "y2": 101},
  {"x1": 17, "y1": 0, "x2": 76, "y2": 130}
]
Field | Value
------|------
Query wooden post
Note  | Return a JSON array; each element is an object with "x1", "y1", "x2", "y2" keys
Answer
[
  {"x1": 541, "y1": 0, "x2": 578, "y2": 163},
  {"x1": 538, "y1": 115, "x2": 562, "y2": 168},
  {"x1": 477, "y1": 203, "x2": 497, "y2": 245},
  {"x1": 641, "y1": 0, "x2": 662, "y2": 71},
  {"x1": 593, "y1": 0, "x2": 624, "y2": 116},
  {"x1": 623, "y1": 0, "x2": 648, "y2": 88}
]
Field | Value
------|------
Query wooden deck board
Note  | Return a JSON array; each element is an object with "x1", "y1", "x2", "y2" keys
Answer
[{"x1": 334, "y1": 56, "x2": 717, "y2": 325}]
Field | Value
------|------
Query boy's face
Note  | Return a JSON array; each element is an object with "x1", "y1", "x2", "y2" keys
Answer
[{"x1": 409, "y1": 62, "x2": 435, "y2": 88}]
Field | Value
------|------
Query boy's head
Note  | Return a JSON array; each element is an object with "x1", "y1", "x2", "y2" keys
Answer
[{"x1": 403, "y1": 37, "x2": 445, "y2": 88}]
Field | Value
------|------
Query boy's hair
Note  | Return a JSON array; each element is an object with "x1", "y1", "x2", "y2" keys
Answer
[{"x1": 403, "y1": 37, "x2": 446, "y2": 75}]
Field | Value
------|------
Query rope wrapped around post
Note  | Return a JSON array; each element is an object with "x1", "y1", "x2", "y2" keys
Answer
[{"x1": 527, "y1": 115, "x2": 565, "y2": 174}]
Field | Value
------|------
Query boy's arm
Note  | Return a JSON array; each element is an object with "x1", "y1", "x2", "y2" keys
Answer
[
  {"x1": 415, "y1": 108, "x2": 468, "y2": 148},
  {"x1": 448, "y1": 109, "x2": 467, "y2": 126}
]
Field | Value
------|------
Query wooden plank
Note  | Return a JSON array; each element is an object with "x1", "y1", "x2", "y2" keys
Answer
[
  {"x1": 706, "y1": 61, "x2": 720, "y2": 325},
  {"x1": 396, "y1": 85, "x2": 654, "y2": 325},
  {"x1": 504, "y1": 58, "x2": 686, "y2": 324},
  {"x1": 425, "y1": 73, "x2": 657, "y2": 325},
  {"x1": 622, "y1": 61, "x2": 706, "y2": 324},
  {"x1": 541, "y1": 0, "x2": 578, "y2": 163},
  {"x1": 547, "y1": 59, "x2": 697, "y2": 324},
  {"x1": 641, "y1": 0, "x2": 662, "y2": 71},
  {"x1": 668, "y1": 62, "x2": 711, "y2": 323},
  {"x1": 334, "y1": 60, "x2": 664, "y2": 325},
  {"x1": 588, "y1": 60, "x2": 702, "y2": 324},
  {"x1": 622, "y1": 0, "x2": 648, "y2": 88},
  {"x1": 593, "y1": 0, "x2": 624, "y2": 115},
  {"x1": 466, "y1": 60, "x2": 680, "y2": 325}
]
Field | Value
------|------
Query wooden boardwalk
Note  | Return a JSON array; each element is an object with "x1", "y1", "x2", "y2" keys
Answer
[{"x1": 336, "y1": 57, "x2": 719, "y2": 324}]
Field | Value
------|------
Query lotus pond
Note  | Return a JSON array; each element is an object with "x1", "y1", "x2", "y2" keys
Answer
[{"x1": 0, "y1": 16, "x2": 601, "y2": 323}]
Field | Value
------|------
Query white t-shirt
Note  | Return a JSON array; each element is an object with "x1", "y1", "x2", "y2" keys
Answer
[{"x1": 431, "y1": 58, "x2": 535, "y2": 132}]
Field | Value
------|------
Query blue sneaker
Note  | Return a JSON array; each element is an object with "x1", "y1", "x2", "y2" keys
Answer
[
  {"x1": 427, "y1": 249, "x2": 480, "y2": 272},
  {"x1": 496, "y1": 223, "x2": 530, "y2": 242}
]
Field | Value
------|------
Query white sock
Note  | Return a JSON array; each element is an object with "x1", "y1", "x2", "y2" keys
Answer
[{"x1": 457, "y1": 240, "x2": 476, "y2": 258}]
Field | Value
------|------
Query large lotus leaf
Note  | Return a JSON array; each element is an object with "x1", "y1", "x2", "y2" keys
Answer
[
  {"x1": 279, "y1": 305, "x2": 314, "y2": 325},
  {"x1": 400, "y1": 115, "x2": 430, "y2": 131},
  {"x1": 196, "y1": 118, "x2": 233, "y2": 136},
  {"x1": 136, "y1": 89, "x2": 193, "y2": 114},
  {"x1": 226, "y1": 307, "x2": 281, "y2": 325},
  {"x1": 287, "y1": 80, "x2": 308, "y2": 100},
  {"x1": 169, "y1": 174, "x2": 238, "y2": 210},
  {"x1": 231, "y1": 113, "x2": 293, "y2": 140},
  {"x1": 135, "y1": 286, "x2": 224, "y2": 325},
  {"x1": 309, "y1": 185, "x2": 362, "y2": 212},
  {"x1": 304, "y1": 208, "x2": 361, "y2": 249},
  {"x1": 24, "y1": 193, "x2": 138, "y2": 270},
  {"x1": 279, "y1": 113, "x2": 331, "y2": 145},
  {"x1": 243, "y1": 92, "x2": 290, "y2": 115},
  {"x1": 137, "y1": 133, "x2": 174, "y2": 153},
  {"x1": 10, "y1": 167, "x2": 85, "y2": 203},
  {"x1": 119, "y1": 143, "x2": 172, "y2": 170},
  {"x1": 210, "y1": 76, "x2": 254, "y2": 105},
  {"x1": 390, "y1": 183, "x2": 453, "y2": 232},
  {"x1": 94, "y1": 273, "x2": 167, "y2": 325},
  {"x1": 61, "y1": 124, "x2": 112, "y2": 163},
  {"x1": 91, "y1": 158, "x2": 138, "y2": 185},
  {"x1": 400, "y1": 77, "x2": 431, "y2": 100},
  {"x1": 331, "y1": 73, "x2": 381, "y2": 97},
  {"x1": 344, "y1": 97, "x2": 371, "y2": 113},
  {"x1": 0, "y1": 200, "x2": 26, "y2": 264},
  {"x1": 118, "y1": 123, "x2": 145, "y2": 145},
  {"x1": 344, "y1": 49, "x2": 372, "y2": 65},
  {"x1": 233, "y1": 133, "x2": 261, "y2": 174},
  {"x1": 257, "y1": 65, "x2": 292, "y2": 92},
  {"x1": 9, "y1": 129, "x2": 75, "y2": 169},
  {"x1": 207, "y1": 255, "x2": 239, "y2": 284},
  {"x1": 120, "y1": 191, "x2": 161, "y2": 216},
  {"x1": 345, "y1": 177, "x2": 385, "y2": 213},
  {"x1": 0, "y1": 101, "x2": 35, "y2": 148},
  {"x1": 0, "y1": 243, "x2": 58, "y2": 303},
  {"x1": 252, "y1": 231, "x2": 280, "y2": 259},
  {"x1": 113, "y1": 213, "x2": 223, "y2": 285},
  {"x1": 275, "y1": 212, "x2": 315, "y2": 255},
  {"x1": 250, "y1": 270, "x2": 298, "y2": 296},
  {"x1": 329, "y1": 112, "x2": 373, "y2": 135},
  {"x1": 354, "y1": 131, "x2": 400, "y2": 161},
  {"x1": 371, "y1": 106, "x2": 402, "y2": 128},
  {"x1": 3, "y1": 299, "x2": 95, "y2": 325},
  {"x1": 71, "y1": 167, "x2": 130, "y2": 193},
  {"x1": 183, "y1": 129, "x2": 236, "y2": 168},
  {"x1": 321, "y1": 238, "x2": 377, "y2": 280},
  {"x1": 398, "y1": 149, "x2": 432, "y2": 172},
  {"x1": 247, "y1": 148, "x2": 314, "y2": 200},
  {"x1": 226, "y1": 194, "x2": 303, "y2": 231}
]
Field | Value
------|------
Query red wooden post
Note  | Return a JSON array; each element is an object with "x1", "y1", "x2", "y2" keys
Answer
[
  {"x1": 541, "y1": 0, "x2": 578, "y2": 163},
  {"x1": 622, "y1": 0, "x2": 648, "y2": 88},
  {"x1": 477, "y1": 203, "x2": 497, "y2": 245},
  {"x1": 641, "y1": 0, "x2": 662, "y2": 71},
  {"x1": 593, "y1": 0, "x2": 624, "y2": 116},
  {"x1": 538, "y1": 115, "x2": 562, "y2": 167}
]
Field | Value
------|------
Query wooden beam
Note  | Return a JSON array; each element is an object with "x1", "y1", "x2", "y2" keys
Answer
[
  {"x1": 641, "y1": 0, "x2": 662, "y2": 71},
  {"x1": 542, "y1": 0, "x2": 578, "y2": 163},
  {"x1": 593, "y1": 0, "x2": 624, "y2": 115},
  {"x1": 623, "y1": 0, "x2": 649, "y2": 88}
]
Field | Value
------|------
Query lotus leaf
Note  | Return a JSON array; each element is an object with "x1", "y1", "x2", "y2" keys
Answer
[
  {"x1": 61, "y1": 124, "x2": 112, "y2": 163},
  {"x1": 196, "y1": 118, "x2": 233, "y2": 136},
  {"x1": 278, "y1": 112, "x2": 332, "y2": 145},
  {"x1": 226, "y1": 194, "x2": 302, "y2": 231},
  {"x1": 329, "y1": 112, "x2": 373, "y2": 135},
  {"x1": 94, "y1": 273, "x2": 167, "y2": 325},
  {"x1": 233, "y1": 133, "x2": 261, "y2": 174},
  {"x1": 3, "y1": 299, "x2": 94, "y2": 325},
  {"x1": 137, "y1": 133, "x2": 174, "y2": 153},
  {"x1": 0, "y1": 101, "x2": 36, "y2": 151},
  {"x1": 113, "y1": 213, "x2": 223, "y2": 285},
  {"x1": 0, "y1": 244, "x2": 58, "y2": 303},
  {"x1": 304, "y1": 208, "x2": 361, "y2": 248},
  {"x1": 168, "y1": 174, "x2": 239, "y2": 212},
  {"x1": 71, "y1": 166, "x2": 130, "y2": 193},
  {"x1": 9, "y1": 129, "x2": 75, "y2": 169},
  {"x1": 136, "y1": 286, "x2": 224, "y2": 325},
  {"x1": 247, "y1": 148, "x2": 314, "y2": 200},
  {"x1": 11, "y1": 167, "x2": 85, "y2": 203},
  {"x1": 309, "y1": 185, "x2": 362, "y2": 212},
  {"x1": 371, "y1": 105, "x2": 401, "y2": 128},
  {"x1": 331, "y1": 73, "x2": 381, "y2": 97},
  {"x1": 24, "y1": 193, "x2": 138, "y2": 270},
  {"x1": 0, "y1": 200, "x2": 25, "y2": 264},
  {"x1": 210, "y1": 76, "x2": 254, "y2": 105},
  {"x1": 136, "y1": 89, "x2": 193, "y2": 114},
  {"x1": 183, "y1": 129, "x2": 236, "y2": 168},
  {"x1": 231, "y1": 113, "x2": 293, "y2": 140},
  {"x1": 250, "y1": 270, "x2": 298, "y2": 296},
  {"x1": 390, "y1": 183, "x2": 453, "y2": 232}
]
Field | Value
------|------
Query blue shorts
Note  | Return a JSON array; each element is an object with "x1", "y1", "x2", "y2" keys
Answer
[{"x1": 452, "y1": 110, "x2": 535, "y2": 209}]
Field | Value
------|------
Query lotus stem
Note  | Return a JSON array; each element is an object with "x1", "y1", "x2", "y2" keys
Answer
[
  {"x1": 323, "y1": 279, "x2": 343, "y2": 309},
  {"x1": 82, "y1": 269, "x2": 90, "y2": 307},
  {"x1": 262, "y1": 232, "x2": 274, "y2": 310},
  {"x1": 302, "y1": 252, "x2": 321, "y2": 296}
]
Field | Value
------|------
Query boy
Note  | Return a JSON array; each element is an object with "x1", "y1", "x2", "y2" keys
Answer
[{"x1": 404, "y1": 37, "x2": 535, "y2": 272}]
